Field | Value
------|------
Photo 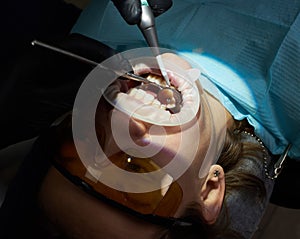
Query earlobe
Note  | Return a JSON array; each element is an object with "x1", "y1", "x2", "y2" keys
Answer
[{"x1": 200, "y1": 165, "x2": 225, "y2": 224}]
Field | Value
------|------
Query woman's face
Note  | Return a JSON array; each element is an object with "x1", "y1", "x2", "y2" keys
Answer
[{"x1": 38, "y1": 53, "x2": 229, "y2": 238}]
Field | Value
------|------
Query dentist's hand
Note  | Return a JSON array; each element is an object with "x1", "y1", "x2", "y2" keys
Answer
[{"x1": 111, "y1": 0, "x2": 172, "y2": 25}]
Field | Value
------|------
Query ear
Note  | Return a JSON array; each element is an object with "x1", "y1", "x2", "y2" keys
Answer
[{"x1": 200, "y1": 164, "x2": 225, "y2": 224}]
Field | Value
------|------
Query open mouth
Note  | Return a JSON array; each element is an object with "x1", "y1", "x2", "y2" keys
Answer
[{"x1": 104, "y1": 71, "x2": 200, "y2": 126}]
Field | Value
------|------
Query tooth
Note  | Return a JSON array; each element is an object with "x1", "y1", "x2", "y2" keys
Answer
[
  {"x1": 166, "y1": 103, "x2": 176, "y2": 108},
  {"x1": 152, "y1": 99, "x2": 161, "y2": 108},
  {"x1": 160, "y1": 105, "x2": 167, "y2": 110},
  {"x1": 134, "y1": 89, "x2": 146, "y2": 100},
  {"x1": 128, "y1": 88, "x2": 139, "y2": 97},
  {"x1": 154, "y1": 79, "x2": 161, "y2": 85},
  {"x1": 143, "y1": 93, "x2": 155, "y2": 104}
]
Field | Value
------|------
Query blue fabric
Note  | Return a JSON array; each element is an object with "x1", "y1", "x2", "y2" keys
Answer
[{"x1": 72, "y1": 0, "x2": 300, "y2": 159}]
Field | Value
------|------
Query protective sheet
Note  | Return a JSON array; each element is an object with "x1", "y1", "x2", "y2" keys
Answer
[{"x1": 72, "y1": 0, "x2": 300, "y2": 159}]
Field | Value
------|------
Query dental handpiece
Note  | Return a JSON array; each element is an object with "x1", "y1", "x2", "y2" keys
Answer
[{"x1": 138, "y1": 0, "x2": 171, "y2": 86}]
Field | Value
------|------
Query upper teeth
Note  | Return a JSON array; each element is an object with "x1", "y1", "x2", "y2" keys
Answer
[
  {"x1": 128, "y1": 88, "x2": 169, "y2": 110},
  {"x1": 103, "y1": 72, "x2": 200, "y2": 126}
]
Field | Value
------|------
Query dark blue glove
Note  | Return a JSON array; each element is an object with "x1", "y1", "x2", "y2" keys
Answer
[{"x1": 111, "y1": 0, "x2": 172, "y2": 25}]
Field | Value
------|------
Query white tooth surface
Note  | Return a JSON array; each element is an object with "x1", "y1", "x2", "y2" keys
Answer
[
  {"x1": 128, "y1": 89, "x2": 156, "y2": 105},
  {"x1": 144, "y1": 93, "x2": 155, "y2": 104},
  {"x1": 166, "y1": 103, "x2": 176, "y2": 108},
  {"x1": 154, "y1": 79, "x2": 161, "y2": 85},
  {"x1": 160, "y1": 105, "x2": 167, "y2": 110},
  {"x1": 128, "y1": 88, "x2": 138, "y2": 97},
  {"x1": 134, "y1": 89, "x2": 146, "y2": 100},
  {"x1": 152, "y1": 99, "x2": 161, "y2": 108}
]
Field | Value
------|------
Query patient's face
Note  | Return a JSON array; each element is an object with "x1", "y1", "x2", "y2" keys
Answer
[{"x1": 38, "y1": 53, "x2": 229, "y2": 238}]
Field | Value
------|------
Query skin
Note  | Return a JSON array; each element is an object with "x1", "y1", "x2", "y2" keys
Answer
[{"x1": 38, "y1": 53, "x2": 233, "y2": 238}]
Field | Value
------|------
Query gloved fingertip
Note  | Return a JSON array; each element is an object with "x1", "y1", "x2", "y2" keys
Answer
[
  {"x1": 124, "y1": 12, "x2": 142, "y2": 25},
  {"x1": 116, "y1": 0, "x2": 142, "y2": 25},
  {"x1": 148, "y1": 0, "x2": 173, "y2": 17}
]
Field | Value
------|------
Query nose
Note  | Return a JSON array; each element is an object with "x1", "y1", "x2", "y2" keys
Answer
[
  {"x1": 111, "y1": 109, "x2": 149, "y2": 146},
  {"x1": 129, "y1": 117, "x2": 148, "y2": 142}
]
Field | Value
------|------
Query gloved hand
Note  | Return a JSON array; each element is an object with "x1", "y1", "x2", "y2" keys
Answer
[{"x1": 111, "y1": 0, "x2": 172, "y2": 25}]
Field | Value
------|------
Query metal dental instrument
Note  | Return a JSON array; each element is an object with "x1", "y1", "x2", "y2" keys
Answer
[
  {"x1": 31, "y1": 40, "x2": 149, "y2": 82},
  {"x1": 32, "y1": 40, "x2": 98, "y2": 66},
  {"x1": 31, "y1": 40, "x2": 182, "y2": 111},
  {"x1": 138, "y1": 0, "x2": 171, "y2": 86},
  {"x1": 272, "y1": 143, "x2": 292, "y2": 179}
]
